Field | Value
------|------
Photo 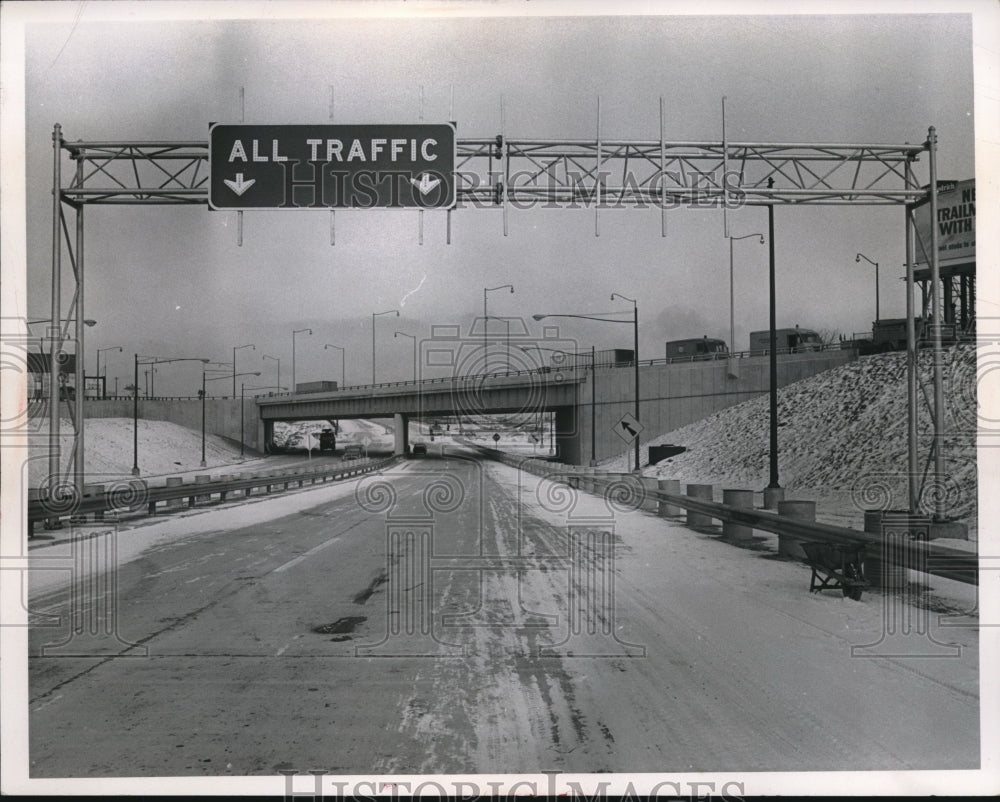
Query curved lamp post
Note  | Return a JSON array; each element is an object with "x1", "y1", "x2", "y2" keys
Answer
[
  {"x1": 484, "y1": 284, "x2": 514, "y2": 368},
  {"x1": 728, "y1": 233, "x2": 765, "y2": 353},
  {"x1": 263, "y1": 354, "x2": 280, "y2": 390},
  {"x1": 292, "y1": 329, "x2": 312, "y2": 392},
  {"x1": 233, "y1": 343, "x2": 255, "y2": 397},
  {"x1": 394, "y1": 331, "x2": 417, "y2": 383},
  {"x1": 372, "y1": 309, "x2": 399, "y2": 385},
  {"x1": 856, "y1": 252, "x2": 880, "y2": 323},
  {"x1": 324, "y1": 344, "x2": 345, "y2": 388},
  {"x1": 96, "y1": 345, "x2": 122, "y2": 399},
  {"x1": 532, "y1": 309, "x2": 637, "y2": 470}
]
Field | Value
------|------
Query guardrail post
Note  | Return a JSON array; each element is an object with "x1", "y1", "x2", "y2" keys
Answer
[
  {"x1": 685, "y1": 484, "x2": 714, "y2": 528},
  {"x1": 195, "y1": 474, "x2": 212, "y2": 504},
  {"x1": 84, "y1": 485, "x2": 106, "y2": 521},
  {"x1": 777, "y1": 500, "x2": 815, "y2": 559},
  {"x1": 656, "y1": 479, "x2": 681, "y2": 517},
  {"x1": 722, "y1": 489, "x2": 755, "y2": 541},
  {"x1": 640, "y1": 476, "x2": 659, "y2": 512},
  {"x1": 864, "y1": 510, "x2": 921, "y2": 589}
]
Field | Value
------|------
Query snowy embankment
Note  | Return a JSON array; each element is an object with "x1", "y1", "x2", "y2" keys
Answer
[
  {"x1": 26, "y1": 418, "x2": 255, "y2": 486},
  {"x1": 604, "y1": 345, "x2": 976, "y2": 536}
]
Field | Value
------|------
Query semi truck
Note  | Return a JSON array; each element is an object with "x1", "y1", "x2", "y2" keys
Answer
[
  {"x1": 295, "y1": 380, "x2": 338, "y2": 394},
  {"x1": 665, "y1": 337, "x2": 729, "y2": 361},
  {"x1": 749, "y1": 326, "x2": 822, "y2": 354},
  {"x1": 851, "y1": 317, "x2": 959, "y2": 354}
]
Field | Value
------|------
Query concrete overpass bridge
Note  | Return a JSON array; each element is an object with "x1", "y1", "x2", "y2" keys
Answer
[
  {"x1": 254, "y1": 349, "x2": 855, "y2": 466},
  {"x1": 79, "y1": 349, "x2": 853, "y2": 467}
]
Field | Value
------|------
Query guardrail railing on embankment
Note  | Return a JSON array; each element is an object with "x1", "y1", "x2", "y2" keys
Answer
[
  {"x1": 28, "y1": 456, "x2": 400, "y2": 538},
  {"x1": 471, "y1": 445, "x2": 977, "y2": 587}
]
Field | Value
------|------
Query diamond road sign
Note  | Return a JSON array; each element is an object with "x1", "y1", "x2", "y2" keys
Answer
[
  {"x1": 209, "y1": 123, "x2": 456, "y2": 210},
  {"x1": 614, "y1": 411, "x2": 644, "y2": 444}
]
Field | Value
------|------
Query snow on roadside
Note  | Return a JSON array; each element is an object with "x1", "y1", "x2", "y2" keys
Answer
[
  {"x1": 600, "y1": 345, "x2": 977, "y2": 537},
  {"x1": 26, "y1": 418, "x2": 255, "y2": 486},
  {"x1": 28, "y1": 460, "x2": 417, "y2": 598}
]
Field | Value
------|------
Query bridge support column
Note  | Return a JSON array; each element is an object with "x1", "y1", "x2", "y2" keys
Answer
[
  {"x1": 393, "y1": 413, "x2": 409, "y2": 456},
  {"x1": 554, "y1": 406, "x2": 581, "y2": 464},
  {"x1": 260, "y1": 419, "x2": 274, "y2": 454}
]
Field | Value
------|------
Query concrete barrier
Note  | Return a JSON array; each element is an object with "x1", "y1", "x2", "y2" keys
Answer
[
  {"x1": 722, "y1": 489, "x2": 755, "y2": 540},
  {"x1": 777, "y1": 500, "x2": 815, "y2": 559},
  {"x1": 165, "y1": 476, "x2": 184, "y2": 509},
  {"x1": 685, "y1": 484, "x2": 714, "y2": 528},
  {"x1": 763, "y1": 486, "x2": 786, "y2": 511},
  {"x1": 657, "y1": 478, "x2": 681, "y2": 517}
]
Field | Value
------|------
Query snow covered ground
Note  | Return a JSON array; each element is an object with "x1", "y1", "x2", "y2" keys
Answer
[
  {"x1": 601, "y1": 346, "x2": 978, "y2": 540},
  {"x1": 25, "y1": 418, "x2": 263, "y2": 487}
]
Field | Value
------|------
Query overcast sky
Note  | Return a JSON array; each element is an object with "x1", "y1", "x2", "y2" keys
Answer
[{"x1": 7, "y1": 2, "x2": 986, "y2": 394}]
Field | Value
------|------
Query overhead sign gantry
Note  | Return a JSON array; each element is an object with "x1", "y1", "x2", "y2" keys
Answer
[{"x1": 42, "y1": 108, "x2": 958, "y2": 523}]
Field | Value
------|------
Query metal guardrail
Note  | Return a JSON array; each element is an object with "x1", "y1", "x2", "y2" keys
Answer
[
  {"x1": 28, "y1": 456, "x2": 400, "y2": 537},
  {"x1": 473, "y1": 446, "x2": 977, "y2": 586}
]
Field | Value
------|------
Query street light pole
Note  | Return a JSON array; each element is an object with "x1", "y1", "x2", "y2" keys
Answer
[
  {"x1": 531, "y1": 311, "x2": 633, "y2": 467},
  {"x1": 97, "y1": 345, "x2": 122, "y2": 400},
  {"x1": 325, "y1": 344, "x2": 346, "y2": 388},
  {"x1": 291, "y1": 329, "x2": 312, "y2": 392},
  {"x1": 728, "y1": 233, "x2": 765, "y2": 354},
  {"x1": 233, "y1": 343, "x2": 255, "y2": 397},
  {"x1": 372, "y1": 309, "x2": 399, "y2": 385},
  {"x1": 263, "y1": 354, "x2": 280, "y2": 391},
  {"x1": 767, "y1": 195, "x2": 781, "y2": 496},
  {"x1": 201, "y1": 369, "x2": 207, "y2": 466},
  {"x1": 484, "y1": 284, "x2": 514, "y2": 368},
  {"x1": 395, "y1": 331, "x2": 417, "y2": 383},
  {"x1": 856, "y1": 252, "x2": 880, "y2": 323},
  {"x1": 132, "y1": 353, "x2": 139, "y2": 475},
  {"x1": 611, "y1": 292, "x2": 640, "y2": 473}
]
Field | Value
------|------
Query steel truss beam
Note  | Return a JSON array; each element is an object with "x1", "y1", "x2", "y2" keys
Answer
[{"x1": 59, "y1": 136, "x2": 927, "y2": 207}]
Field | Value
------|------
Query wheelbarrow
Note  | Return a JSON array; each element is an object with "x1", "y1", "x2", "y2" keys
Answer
[{"x1": 800, "y1": 540, "x2": 868, "y2": 601}]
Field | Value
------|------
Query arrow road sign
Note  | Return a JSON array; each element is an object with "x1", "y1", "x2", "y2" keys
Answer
[
  {"x1": 209, "y1": 123, "x2": 456, "y2": 210},
  {"x1": 223, "y1": 173, "x2": 256, "y2": 196},
  {"x1": 614, "y1": 411, "x2": 644, "y2": 444}
]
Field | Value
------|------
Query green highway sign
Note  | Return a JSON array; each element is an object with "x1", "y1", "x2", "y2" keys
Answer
[{"x1": 209, "y1": 123, "x2": 456, "y2": 210}]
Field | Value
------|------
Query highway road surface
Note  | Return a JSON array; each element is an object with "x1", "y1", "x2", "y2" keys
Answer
[{"x1": 27, "y1": 444, "x2": 979, "y2": 776}]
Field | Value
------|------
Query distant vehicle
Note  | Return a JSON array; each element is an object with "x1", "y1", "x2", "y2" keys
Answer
[
  {"x1": 341, "y1": 444, "x2": 364, "y2": 461},
  {"x1": 411, "y1": 442, "x2": 428, "y2": 456},
  {"x1": 318, "y1": 428, "x2": 336, "y2": 451},
  {"x1": 749, "y1": 327, "x2": 822, "y2": 354},
  {"x1": 564, "y1": 348, "x2": 635, "y2": 369},
  {"x1": 849, "y1": 317, "x2": 960, "y2": 355},
  {"x1": 665, "y1": 337, "x2": 729, "y2": 361},
  {"x1": 295, "y1": 380, "x2": 338, "y2": 394}
]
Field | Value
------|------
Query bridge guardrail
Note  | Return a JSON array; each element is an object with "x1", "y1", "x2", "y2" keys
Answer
[
  {"x1": 470, "y1": 445, "x2": 977, "y2": 587},
  {"x1": 27, "y1": 456, "x2": 400, "y2": 537},
  {"x1": 76, "y1": 345, "x2": 853, "y2": 402}
]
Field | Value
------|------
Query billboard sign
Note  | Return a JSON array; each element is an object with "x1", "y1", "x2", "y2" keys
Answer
[
  {"x1": 209, "y1": 124, "x2": 456, "y2": 210},
  {"x1": 913, "y1": 178, "x2": 975, "y2": 267}
]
